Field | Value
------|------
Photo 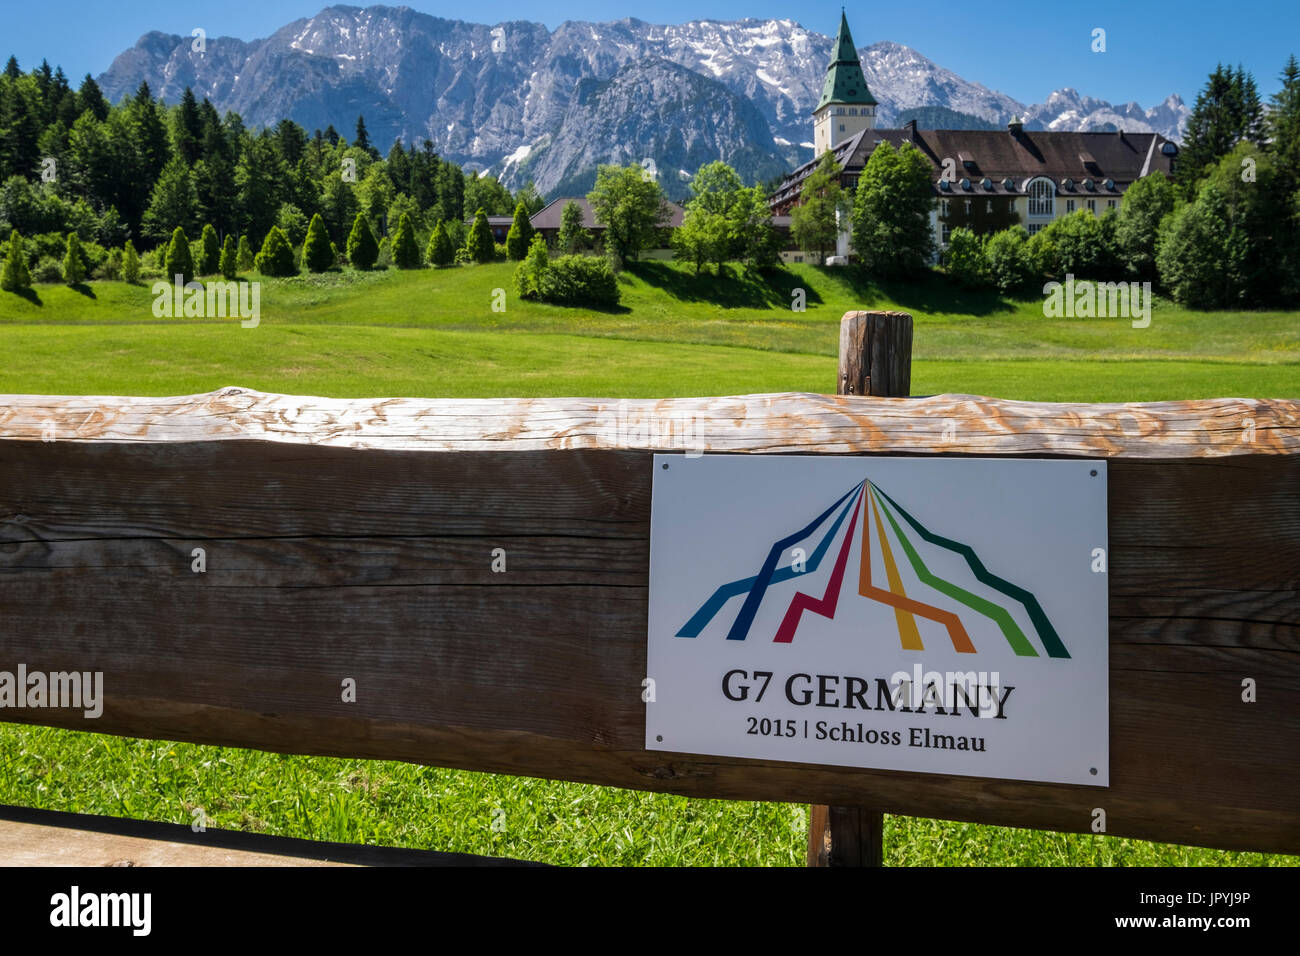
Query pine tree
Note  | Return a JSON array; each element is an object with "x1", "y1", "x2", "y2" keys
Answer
[
  {"x1": 255, "y1": 225, "x2": 297, "y2": 276},
  {"x1": 1180, "y1": 63, "x2": 1266, "y2": 187},
  {"x1": 62, "y1": 232, "x2": 86, "y2": 284},
  {"x1": 426, "y1": 220, "x2": 455, "y2": 267},
  {"x1": 1, "y1": 230, "x2": 32, "y2": 293},
  {"x1": 122, "y1": 240, "x2": 140, "y2": 284},
  {"x1": 236, "y1": 235, "x2": 255, "y2": 272},
  {"x1": 197, "y1": 224, "x2": 221, "y2": 275},
  {"x1": 1268, "y1": 55, "x2": 1300, "y2": 191},
  {"x1": 346, "y1": 212, "x2": 379, "y2": 270},
  {"x1": 302, "y1": 213, "x2": 335, "y2": 272},
  {"x1": 391, "y1": 212, "x2": 422, "y2": 268},
  {"x1": 219, "y1": 235, "x2": 238, "y2": 278},
  {"x1": 464, "y1": 208, "x2": 495, "y2": 264},
  {"x1": 164, "y1": 226, "x2": 195, "y2": 284},
  {"x1": 505, "y1": 200, "x2": 534, "y2": 260}
]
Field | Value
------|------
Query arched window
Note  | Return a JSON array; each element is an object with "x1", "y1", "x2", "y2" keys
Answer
[{"x1": 1027, "y1": 178, "x2": 1055, "y2": 217}]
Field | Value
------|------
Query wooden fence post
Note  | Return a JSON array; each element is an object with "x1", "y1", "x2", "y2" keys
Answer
[{"x1": 808, "y1": 309, "x2": 915, "y2": 868}]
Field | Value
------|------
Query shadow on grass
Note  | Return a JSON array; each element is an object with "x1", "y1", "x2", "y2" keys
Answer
[
  {"x1": 627, "y1": 261, "x2": 824, "y2": 309},
  {"x1": 69, "y1": 282, "x2": 96, "y2": 298},
  {"x1": 819, "y1": 267, "x2": 1015, "y2": 317},
  {"x1": 4, "y1": 287, "x2": 42, "y2": 305}
]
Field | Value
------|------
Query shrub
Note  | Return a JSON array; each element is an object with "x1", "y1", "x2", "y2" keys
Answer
[
  {"x1": 255, "y1": 225, "x2": 297, "y2": 277},
  {"x1": 98, "y1": 246, "x2": 123, "y2": 281},
  {"x1": 983, "y1": 227, "x2": 1035, "y2": 294},
  {"x1": 376, "y1": 237, "x2": 392, "y2": 269},
  {"x1": 0, "y1": 230, "x2": 31, "y2": 292},
  {"x1": 32, "y1": 255, "x2": 62, "y2": 283},
  {"x1": 122, "y1": 240, "x2": 140, "y2": 284},
  {"x1": 62, "y1": 232, "x2": 87, "y2": 284},
  {"x1": 303, "y1": 213, "x2": 335, "y2": 272},
  {"x1": 514, "y1": 235, "x2": 549, "y2": 299},
  {"x1": 164, "y1": 227, "x2": 194, "y2": 283},
  {"x1": 537, "y1": 253, "x2": 619, "y2": 307},
  {"x1": 426, "y1": 220, "x2": 455, "y2": 267},
  {"x1": 391, "y1": 213, "x2": 422, "y2": 269},
  {"x1": 346, "y1": 213, "x2": 379, "y2": 270},
  {"x1": 197, "y1": 224, "x2": 221, "y2": 275},
  {"x1": 943, "y1": 227, "x2": 987, "y2": 287},
  {"x1": 236, "y1": 235, "x2": 254, "y2": 272},
  {"x1": 219, "y1": 235, "x2": 238, "y2": 278}
]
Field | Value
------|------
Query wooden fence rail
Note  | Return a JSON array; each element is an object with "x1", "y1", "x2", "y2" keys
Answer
[{"x1": 0, "y1": 387, "x2": 1298, "y2": 856}]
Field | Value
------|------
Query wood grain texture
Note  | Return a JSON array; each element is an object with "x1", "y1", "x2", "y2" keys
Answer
[
  {"x1": 807, "y1": 807, "x2": 884, "y2": 867},
  {"x1": 2, "y1": 388, "x2": 1297, "y2": 457},
  {"x1": 838, "y1": 311, "x2": 914, "y2": 398},
  {"x1": 0, "y1": 390, "x2": 1298, "y2": 854}
]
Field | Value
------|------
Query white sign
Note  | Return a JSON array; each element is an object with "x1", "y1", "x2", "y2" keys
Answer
[{"x1": 646, "y1": 455, "x2": 1108, "y2": 786}]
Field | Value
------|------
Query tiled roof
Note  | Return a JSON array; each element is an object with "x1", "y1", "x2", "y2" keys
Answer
[
  {"x1": 530, "y1": 196, "x2": 686, "y2": 230},
  {"x1": 771, "y1": 125, "x2": 1177, "y2": 206}
]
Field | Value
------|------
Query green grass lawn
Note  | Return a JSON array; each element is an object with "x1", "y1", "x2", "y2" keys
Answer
[{"x1": 0, "y1": 262, "x2": 1296, "y2": 866}]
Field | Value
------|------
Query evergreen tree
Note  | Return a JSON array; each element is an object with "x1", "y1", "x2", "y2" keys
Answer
[
  {"x1": 302, "y1": 212, "x2": 335, "y2": 271},
  {"x1": 390, "y1": 212, "x2": 421, "y2": 268},
  {"x1": 790, "y1": 151, "x2": 846, "y2": 262},
  {"x1": 164, "y1": 226, "x2": 194, "y2": 283},
  {"x1": 505, "y1": 200, "x2": 534, "y2": 260},
  {"x1": 354, "y1": 115, "x2": 379, "y2": 160},
  {"x1": 142, "y1": 157, "x2": 198, "y2": 241},
  {"x1": 464, "y1": 208, "x2": 496, "y2": 264},
  {"x1": 62, "y1": 231, "x2": 85, "y2": 284},
  {"x1": 219, "y1": 234, "x2": 237, "y2": 278},
  {"x1": 197, "y1": 223, "x2": 221, "y2": 274},
  {"x1": 557, "y1": 200, "x2": 587, "y2": 254},
  {"x1": 255, "y1": 225, "x2": 297, "y2": 276},
  {"x1": 76, "y1": 74, "x2": 109, "y2": 121},
  {"x1": 851, "y1": 141, "x2": 935, "y2": 276},
  {"x1": 346, "y1": 212, "x2": 379, "y2": 269},
  {"x1": 426, "y1": 219, "x2": 455, "y2": 267},
  {"x1": 1268, "y1": 55, "x2": 1300, "y2": 191},
  {"x1": 236, "y1": 235, "x2": 255, "y2": 272},
  {"x1": 122, "y1": 239, "x2": 140, "y2": 283},
  {"x1": 1, "y1": 230, "x2": 31, "y2": 292},
  {"x1": 1180, "y1": 64, "x2": 1267, "y2": 187}
]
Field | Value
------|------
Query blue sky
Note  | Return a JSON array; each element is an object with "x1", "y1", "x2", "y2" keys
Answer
[{"x1": 5, "y1": 1, "x2": 1297, "y2": 108}]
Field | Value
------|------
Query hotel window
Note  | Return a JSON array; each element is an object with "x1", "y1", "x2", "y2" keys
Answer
[
  {"x1": 1027, "y1": 179, "x2": 1054, "y2": 216},
  {"x1": 1027, "y1": 223, "x2": 1043, "y2": 236},
  {"x1": 940, "y1": 199, "x2": 950, "y2": 216},
  {"x1": 1108, "y1": 199, "x2": 1117, "y2": 210},
  {"x1": 941, "y1": 224, "x2": 951, "y2": 244},
  {"x1": 839, "y1": 123, "x2": 845, "y2": 132},
  {"x1": 986, "y1": 200, "x2": 993, "y2": 213},
  {"x1": 964, "y1": 200, "x2": 971, "y2": 214},
  {"x1": 1066, "y1": 199, "x2": 1075, "y2": 213},
  {"x1": 1087, "y1": 199, "x2": 1096, "y2": 213},
  {"x1": 848, "y1": 108, "x2": 857, "y2": 116}
]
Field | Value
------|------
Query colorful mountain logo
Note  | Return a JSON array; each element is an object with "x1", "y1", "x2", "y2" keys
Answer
[{"x1": 676, "y1": 479, "x2": 1069, "y2": 658}]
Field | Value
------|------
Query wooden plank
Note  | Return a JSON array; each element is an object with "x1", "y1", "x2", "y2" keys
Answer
[
  {"x1": 807, "y1": 806, "x2": 884, "y2": 867},
  {"x1": 0, "y1": 804, "x2": 540, "y2": 866},
  {"x1": 0, "y1": 391, "x2": 1297, "y2": 854},
  {"x1": 1, "y1": 388, "x2": 1297, "y2": 458}
]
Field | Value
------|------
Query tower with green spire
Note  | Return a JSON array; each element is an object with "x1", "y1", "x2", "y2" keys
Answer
[{"x1": 813, "y1": 12, "x2": 877, "y2": 156}]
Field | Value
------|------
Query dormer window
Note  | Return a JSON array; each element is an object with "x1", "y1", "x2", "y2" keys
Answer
[
  {"x1": 960, "y1": 177, "x2": 972, "y2": 191},
  {"x1": 1028, "y1": 177, "x2": 1055, "y2": 216}
]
